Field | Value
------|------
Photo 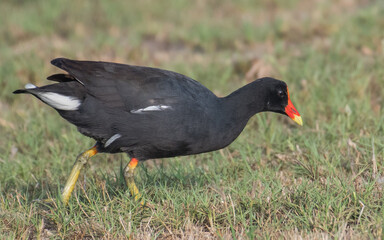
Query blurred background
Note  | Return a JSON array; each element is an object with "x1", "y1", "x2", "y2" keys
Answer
[{"x1": 1, "y1": 0, "x2": 383, "y2": 239}]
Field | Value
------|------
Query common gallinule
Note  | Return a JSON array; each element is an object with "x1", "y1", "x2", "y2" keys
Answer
[{"x1": 14, "y1": 58, "x2": 302, "y2": 205}]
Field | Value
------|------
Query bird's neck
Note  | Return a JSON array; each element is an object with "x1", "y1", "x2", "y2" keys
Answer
[
  {"x1": 199, "y1": 81, "x2": 267, "y2": 150},
  {"x1": 221, "y1": 81, "x2": 267, "y2": 121}
]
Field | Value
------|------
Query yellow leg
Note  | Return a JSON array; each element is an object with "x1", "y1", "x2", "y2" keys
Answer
[
  {"x1": 124, "y1": 158, "x2": 142, "y2": 201},
  {"x1": 61, "y1": 145, "x2": 98, "y2": 205}
]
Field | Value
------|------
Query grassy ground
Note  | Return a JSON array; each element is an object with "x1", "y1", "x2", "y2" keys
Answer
[{"x1": 1, "y1": 0, "x2": 383, "y2": 239}]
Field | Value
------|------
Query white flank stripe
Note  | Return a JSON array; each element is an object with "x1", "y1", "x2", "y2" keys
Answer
[
  {"x1": 131, "y1": 105, "x2": 172, "y2": 114},
  {"x1": 37, "y1": 92, "x2": 81, "y2": 111},
  {"x1": 25, "y1": 83, "x2": 37, "y2": 89},
  {"x1": 105, "y1": 134, "x2": 122, "y2": 147}
]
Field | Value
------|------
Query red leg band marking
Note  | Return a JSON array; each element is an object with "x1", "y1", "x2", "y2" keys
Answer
[
  {"x1": 128, "y1": 158, "x2": 139, "y2": 169},
  {"x1": 86, "y1": 146, "x2": 98, "y2": 157}
]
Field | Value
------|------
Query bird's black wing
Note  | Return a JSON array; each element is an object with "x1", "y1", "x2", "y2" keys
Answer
[
  {"x1": 44, "y1": 59, "x2": 219, "y2": 156},
  {"x1": 49, "y1": 58, "x2": 215, "y2": 110}
]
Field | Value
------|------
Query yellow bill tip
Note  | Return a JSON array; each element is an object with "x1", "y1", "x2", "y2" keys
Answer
[{"x1": 293, "y1": 115, "x2": 303, "y2": 126}]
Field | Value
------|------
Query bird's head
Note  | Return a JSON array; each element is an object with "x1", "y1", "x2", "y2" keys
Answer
[{"x1": 262, "y1": 78, "x2": 303, "y2": 126}]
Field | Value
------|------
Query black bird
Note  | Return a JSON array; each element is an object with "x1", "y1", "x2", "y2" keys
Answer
[{"x1": 14, "y1": 58, "x2": 302, "y2": 205}]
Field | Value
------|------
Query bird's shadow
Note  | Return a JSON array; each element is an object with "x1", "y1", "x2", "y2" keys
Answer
[
  {"x1": 9, "y1": 158, "x2": 212, "y2": 207},
  {"x1": 95, "y1": 158, "x2": 214, "y2": 205},
  {"x1": 139, "y1": 160, "x2": 211, "y2": 189}
]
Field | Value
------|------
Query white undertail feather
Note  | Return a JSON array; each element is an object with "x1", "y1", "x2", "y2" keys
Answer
[
  {"x1": 130, "y1": 105, "x2": 172, "y2": 114},
  {"x1": 105, "y1": 134, "x2": 122, "y2": 147},
  {"x1": 25, "y1": 83, "x2": 37, "y2": 89},
  {"x1": 36, "y1": 92, "x2": 81, "y2": 111}
]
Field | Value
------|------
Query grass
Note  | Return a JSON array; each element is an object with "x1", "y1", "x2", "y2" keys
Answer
[{"x1": 1, "y1": 0, "x2": 384, "y2": 238}]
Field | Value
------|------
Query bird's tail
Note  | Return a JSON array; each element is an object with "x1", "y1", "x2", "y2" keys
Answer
[{"x1": 13, "y1": 82, "x2": 84, "y2": 111}]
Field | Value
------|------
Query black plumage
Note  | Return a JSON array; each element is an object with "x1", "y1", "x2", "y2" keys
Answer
[{"x1": 14, "y1": 58, "x2": 302, "y2": 204}]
